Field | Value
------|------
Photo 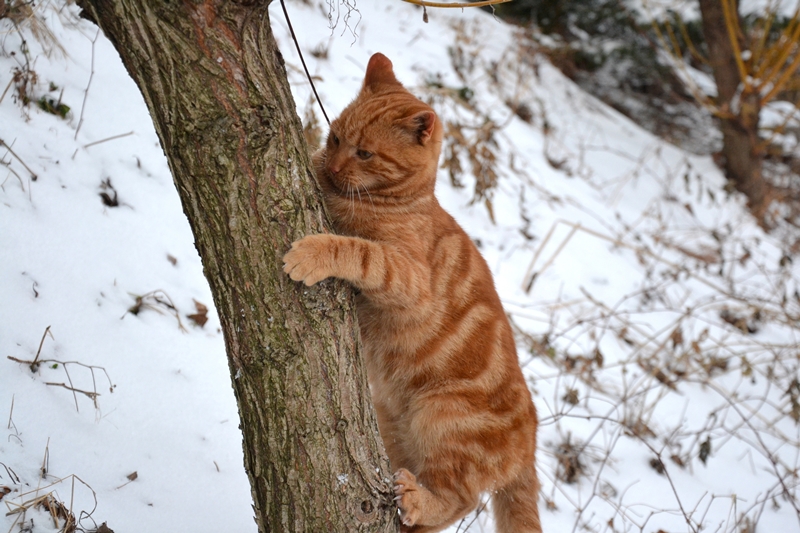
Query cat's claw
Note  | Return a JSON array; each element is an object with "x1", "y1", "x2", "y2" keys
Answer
[{"x1": 393, "y1": 468, "x2": 422, "y2": 528}]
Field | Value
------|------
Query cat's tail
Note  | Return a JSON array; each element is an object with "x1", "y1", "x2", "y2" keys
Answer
[{"x1": 493, "y1": 461, "x2": 542, "y2": 533}]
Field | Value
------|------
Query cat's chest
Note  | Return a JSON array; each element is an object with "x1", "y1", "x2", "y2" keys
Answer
[{"x1": 327, "y1": 195, "x2": 439, "y2": 239}]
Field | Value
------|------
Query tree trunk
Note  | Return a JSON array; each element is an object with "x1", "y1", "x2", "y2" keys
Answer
[
  {"x1": 698, "y1": 0, "x2": 768, "y2": 218},
  {"x1": 75, "y1": 1, "x2": 398, "y2": 531}
]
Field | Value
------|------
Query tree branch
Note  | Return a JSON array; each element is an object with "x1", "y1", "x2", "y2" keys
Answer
[{"x1": 402, "y1": 0, "x2": 510, "y2": 9}]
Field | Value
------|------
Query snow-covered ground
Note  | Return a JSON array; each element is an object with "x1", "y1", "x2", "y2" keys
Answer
[{"x1": 2, "y1": 1, "x2": 798, "y2": 532}]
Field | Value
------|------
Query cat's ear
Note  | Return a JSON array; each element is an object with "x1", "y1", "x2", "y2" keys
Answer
[
  {"x1": 404, "y1": 110, "x2": 437, "y2": 145},
  {"x1": 364, "y1": 53, "x2": 400, "y2": 91}
]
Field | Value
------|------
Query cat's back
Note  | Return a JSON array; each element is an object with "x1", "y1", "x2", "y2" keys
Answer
[{"x1": 365, "y1": 201, "x2": 527, "y2": 394}]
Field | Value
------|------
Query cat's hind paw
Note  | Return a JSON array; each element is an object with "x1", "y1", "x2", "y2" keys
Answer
[{"x1": 393, "y1": 468, "x2": 422, "y2": 528}]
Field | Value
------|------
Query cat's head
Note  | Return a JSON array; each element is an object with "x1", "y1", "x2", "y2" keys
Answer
[{"x1": 320, "y1": 53, "x2": 443, "y2": 198}]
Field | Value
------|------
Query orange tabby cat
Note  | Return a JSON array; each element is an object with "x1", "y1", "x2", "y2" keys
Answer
[{"x1": 283, "y1": 53, "x2": 541, "y2": 533}]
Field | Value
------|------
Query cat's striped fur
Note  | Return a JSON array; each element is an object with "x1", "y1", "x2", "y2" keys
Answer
[{"x1": 283, "y1": 53, "x2": 541, "y2": 533}]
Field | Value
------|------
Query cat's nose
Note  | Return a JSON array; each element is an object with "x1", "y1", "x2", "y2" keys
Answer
[{"x1": 328, "y1": 163, "x2": 341, "y2": 175}]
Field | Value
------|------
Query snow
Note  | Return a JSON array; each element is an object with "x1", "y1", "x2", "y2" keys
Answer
[{"x1": 2, "y1": 1, "x2": 799, "y2": 533}]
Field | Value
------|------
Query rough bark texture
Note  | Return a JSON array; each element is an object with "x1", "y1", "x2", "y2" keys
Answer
[
  {"x1": 75, "y1": 1, "x2": 398, "y2": 531},
  {"x1": 698, "y1": 0, "x2": 768, "y2": 218}
]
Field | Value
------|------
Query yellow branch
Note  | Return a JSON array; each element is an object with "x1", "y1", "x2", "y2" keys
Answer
[
  {"x1": 665, "y1": 19, "x2": 684, "y2": 62},
  {"x1": 649, "y1": 18, "x2": 715, "y2": 113},
  {"x1": 677, "y1": 16, "x2": 709, "y2": 66},
  {"x1": 721, "y1": 0, "x2": 749, "y2": 86},
  {"x1": 750, "y1": 10, "x2": 776, "y2": 71},
  {"x1": 762, "y1": 45, "x2": 800, "y2": 104},
  {"x1": 650, "y1": 19, "x2": 676, "y2": 58},
  {"x1": 402, "y1": 0, "x2": 511, "y2": 8},
  {"x1": 754, "y1": 14, "x2": 793, "y2": 80},
  {"x1": 757, "y1": 7, "x2": 800, "y2": 90}
]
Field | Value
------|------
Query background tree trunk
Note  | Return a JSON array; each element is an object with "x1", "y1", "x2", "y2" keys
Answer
[
  {"x1": 75, "y1": 1, "x2": 398, "y2": 531},
  {"x1": 698, "y1": 0, "x2": 768, "y2": 218}
]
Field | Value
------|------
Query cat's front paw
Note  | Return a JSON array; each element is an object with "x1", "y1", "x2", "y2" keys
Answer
[
  {"x1": 393, "y1": 468, "x2": 422, "y2": 528},
  {"x1": 282, "y1": 234, "x2": 335, "y2": 286}
]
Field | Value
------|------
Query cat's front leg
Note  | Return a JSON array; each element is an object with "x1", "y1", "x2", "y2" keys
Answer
[
  {"x1": 283, "y1": 233, "x2": 386, "y2": 288},
  {"x1": 283, "y1": 234, "x2": 429, "y2": 307}
]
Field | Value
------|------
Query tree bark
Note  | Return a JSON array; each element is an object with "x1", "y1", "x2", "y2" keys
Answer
[
  {"x1": 75, "y1": 1, "x2": 398, "y2": 531},
  {"x1": 698, "y1": 0, "x2": 768, "y2": 218}
]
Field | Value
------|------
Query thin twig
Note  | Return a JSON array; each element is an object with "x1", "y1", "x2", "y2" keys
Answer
[
  {"x1": 0, "y1": 138, "x2": 38, "y2": 180},
  {"x1": 31, "y1": 325, "x2": 53, "y2": 372},
  {"x1": 45, "y1": 383, "x2": 99, "y2": 403},
  {"x1": 1, "y1": 161, "x2": 26, "y2": 191},
  {"x1": 705, "y1": 379, "x2": 800, "y2": 521},
  {"x1": 41, "y1": 437, "x2": 50, "y2": 479},
  {"x1": 7, "y1": 351, "x2": 114, "y2": 414},
  {"x1": 455, "y1": 497, "x2": 489, "y2": 531},
  {"x1": 61, "y1": 363, "x2": 80, "y2": 412},
  {"x1": 74, "y1": 28, "x2": 100, "y2": 141},
  {"x1": 6, "y1": 394, "x2": 19, "y2": 443},
  {"x1": 6, "y1": 394, "x2": 13, "y2": 430},
  {"x1": 0, "y1": 77, "x2": 13, "y2": 106},
  {"x1": 402, "y1": 0, "x2": 510, "y2": 7},
  {"x1": 279, "y1": 0, "x2": 330, "y2": 126},
  {"x1": 524, "y1": 222, "x2": 580, "y2": 292},
  {"x1": 82, "y1": 131, "x2": 134, "y2": 149}
]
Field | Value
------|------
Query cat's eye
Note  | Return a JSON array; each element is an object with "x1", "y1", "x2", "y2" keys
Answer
[
  {"x1": 331, "y1": 133, "x2": 340, "y2": 146},
  {"x1": 356, "y1": 149, "x2": 373, "y2": 160}
]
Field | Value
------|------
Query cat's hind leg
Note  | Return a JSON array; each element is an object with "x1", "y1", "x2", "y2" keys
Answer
[
  {"x1": 393, "y1": 468, "x2": 480, "y2": 533},
  {"x1": 493, "y1": 460, "x2": 542, "y2": 533}
]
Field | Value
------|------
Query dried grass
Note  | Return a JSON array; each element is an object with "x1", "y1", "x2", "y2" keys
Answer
[
  {"x1": 506, "y1": 171, "x2": 800, "y2": 532},
  {"x1": 6, "y1": 326, "x2": 116, "y2": 415},
  {"x1": 3, "y1": 467, "x2": 100, "y2": 533}
]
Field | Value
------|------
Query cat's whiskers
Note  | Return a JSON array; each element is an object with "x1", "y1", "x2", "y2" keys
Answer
[
  {"x1": 344, "y1": 182, "x2": 357, "y2": 225},
  {"x1": 354, "y1": 176, "x2": 377, "y2": 218},
  {"x1": 343, "y1": 183, "x2": 349, "y2": 217}
]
